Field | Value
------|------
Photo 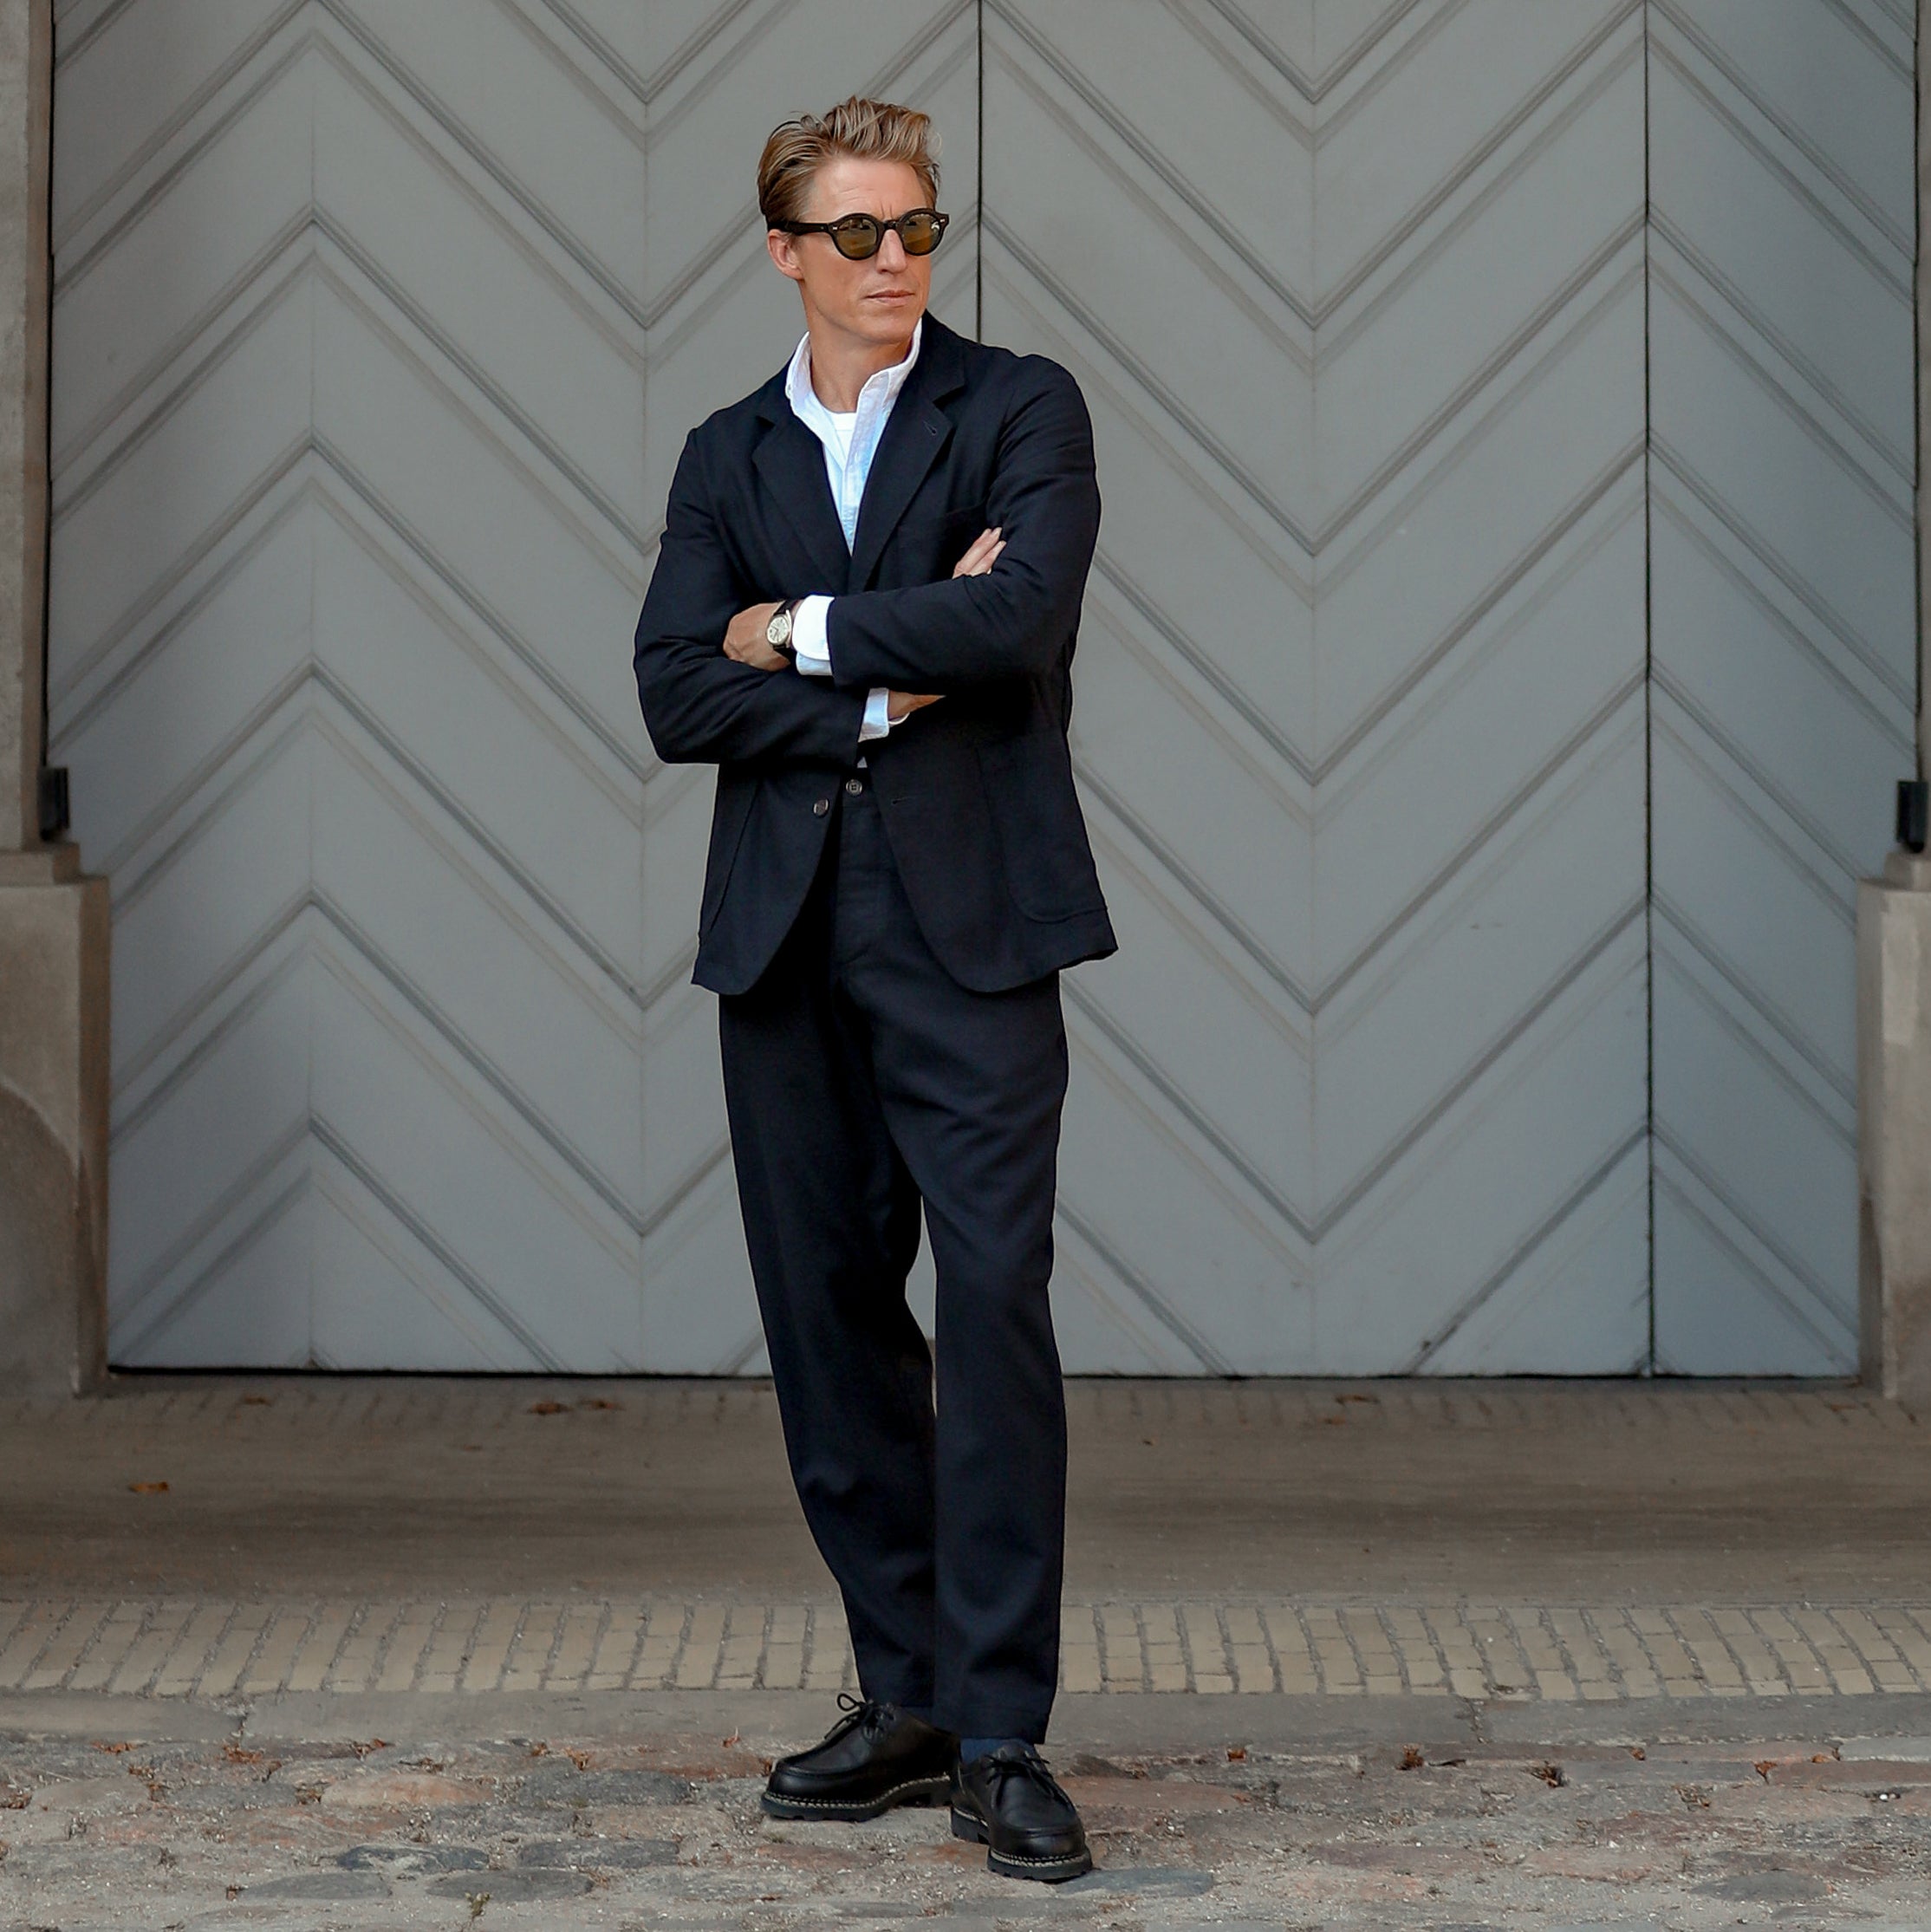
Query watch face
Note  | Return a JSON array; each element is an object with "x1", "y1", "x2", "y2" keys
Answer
[{"x1": 766, "y1": 607, "x2": 793, "y2": 647}]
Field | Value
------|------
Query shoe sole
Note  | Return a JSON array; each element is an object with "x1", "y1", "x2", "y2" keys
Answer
[
  {"x1": 759, "y1": 1774, "x2": 952, "y2": 1822},
  {"x1": 951, "y1": 1803, "x2": 1094, "y2": 1883}
]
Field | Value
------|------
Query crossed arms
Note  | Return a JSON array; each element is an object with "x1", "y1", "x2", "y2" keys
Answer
[{"x1": 633, "y1": 358, "x2": 1100, "y2": 770}]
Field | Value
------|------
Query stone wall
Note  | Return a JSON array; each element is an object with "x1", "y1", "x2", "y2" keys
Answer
[{"x1": 0, "y1": 0, "x2": 105, "y2": 1395}]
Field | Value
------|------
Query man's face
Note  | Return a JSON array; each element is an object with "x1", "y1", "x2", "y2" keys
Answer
[{"x1": 768, "y1": 155, "x2": 933, "y2": 349}]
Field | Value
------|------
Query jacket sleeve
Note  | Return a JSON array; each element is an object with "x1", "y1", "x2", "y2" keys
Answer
[
  {"x1": 822, "y1": 359, "x2": 1101, "y2": 691},
  {"x1": 634, "y1": 429, "x2": 868, "y2": 767}
]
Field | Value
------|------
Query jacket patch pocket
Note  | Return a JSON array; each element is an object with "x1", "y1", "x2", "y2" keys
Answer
[
  {"x1": 699, "y1": 779, "x2": 757, "y2": 935},
  {"x1": 976, "y1": 730, "x2": 1108, "y2": 923}
]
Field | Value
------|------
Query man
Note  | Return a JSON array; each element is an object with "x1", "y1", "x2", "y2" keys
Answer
[{"x1": 634, "y1": 96, "x2": 1113, "y2": 1883}]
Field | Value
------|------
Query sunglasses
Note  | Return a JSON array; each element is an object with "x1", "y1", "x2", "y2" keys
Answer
[{"x1": 775, "y1": 207, "x2": 950, "y2": 260}]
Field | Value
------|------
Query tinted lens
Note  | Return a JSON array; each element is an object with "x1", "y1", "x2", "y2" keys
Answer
[
  {"x1": 899, "y1": 211, "x2": 944, "y2": 255},
  {"x1": 830, "y1": 217, "x2": 881, "y2": 259}
]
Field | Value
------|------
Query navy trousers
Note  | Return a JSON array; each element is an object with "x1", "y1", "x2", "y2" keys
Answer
[{"x1": 717, "y1": 770, "x2": 1070, "y2": 1741}]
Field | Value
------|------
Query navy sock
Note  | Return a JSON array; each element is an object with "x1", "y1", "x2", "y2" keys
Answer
[{"x1": 959, "y1": 1734, "x2": 1031, "y2": 1766}]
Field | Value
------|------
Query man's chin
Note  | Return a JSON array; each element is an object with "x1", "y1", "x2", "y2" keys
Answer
[{"x1": 853, "y1": 300, "x2": 926, "y2": 336}]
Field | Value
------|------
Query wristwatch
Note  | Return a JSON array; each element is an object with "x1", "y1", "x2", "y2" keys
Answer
[{"x1": 764, "y1": 597, "x2": 801, "y2": 662}]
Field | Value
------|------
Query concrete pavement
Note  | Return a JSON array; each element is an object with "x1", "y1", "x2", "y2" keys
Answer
[{"x1": 5, "y1": 1376, "x2": 1928, "y2": 1602}]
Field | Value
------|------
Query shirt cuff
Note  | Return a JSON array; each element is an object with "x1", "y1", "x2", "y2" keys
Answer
[
  {"x1": 860, "y1": 687, "x2": 894, "y2": 741},
  {"x1": 790, "y1": 595, "x2": 833, "y2": 675}
]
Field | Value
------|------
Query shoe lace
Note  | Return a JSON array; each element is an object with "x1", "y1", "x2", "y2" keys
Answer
[
  {"x1": 980, "y1": 1745, "x2": 1068, "y2": 1805},
  {"x1": 829, "y1": 1691, "x2": 896, "y2": 1743}
]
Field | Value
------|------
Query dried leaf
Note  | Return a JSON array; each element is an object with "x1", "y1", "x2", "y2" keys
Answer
[
  {"x1": 128, "y1": 1480, "x2": 169, "y2": 1494},
  {"x1": 528, "y1": 1401, "x2": 569, "y2": 1416},
  {"x1": 1400, "y1": 1746, "x2": 1425, "y2": 1771}
]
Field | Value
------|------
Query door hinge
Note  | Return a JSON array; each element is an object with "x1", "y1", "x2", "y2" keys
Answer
[{"x1": 37, "y1": 764, "x2": 69, "y2": 841}]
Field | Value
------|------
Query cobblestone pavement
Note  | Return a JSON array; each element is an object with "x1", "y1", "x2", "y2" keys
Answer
[
  {"x1": 4, "y1": 1694, "x2": 1931, "y2": 1929},
  {"x1": 8, "y1": 1598, "x2": 1931, "y2": 1703}
]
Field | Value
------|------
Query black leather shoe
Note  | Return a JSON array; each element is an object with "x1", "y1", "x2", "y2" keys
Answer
[
  {"x1": 760, "y1": 1695, "x2": 956, "y2": 1820},
  {"x1": 951, "y1": 1743, "x2": 1093, "y2": 1882}
]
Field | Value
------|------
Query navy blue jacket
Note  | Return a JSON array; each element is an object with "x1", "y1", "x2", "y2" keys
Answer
[{"x1": 634, "y1": 315, "x2": 1117, "y2": 996}]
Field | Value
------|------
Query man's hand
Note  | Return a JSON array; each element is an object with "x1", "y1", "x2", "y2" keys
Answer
[
  {"x1": 883, "y1": 530, "x2": 1005, "y2": 723},
  {"x1": 952, "y1": 525, "x2": 1004, "y2": 579},
  {"x1": 723, "y1": 601, "x2": 789, "y2": 671}
]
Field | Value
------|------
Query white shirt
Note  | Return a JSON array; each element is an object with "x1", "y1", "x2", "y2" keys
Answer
[{"x1": 783, "y1": 321, "x2": 926, "y2": 748}]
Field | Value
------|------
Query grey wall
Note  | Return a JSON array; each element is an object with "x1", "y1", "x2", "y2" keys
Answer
[{"x1": 42, "y1": 0, "x2": 1916, "y2": 1374}]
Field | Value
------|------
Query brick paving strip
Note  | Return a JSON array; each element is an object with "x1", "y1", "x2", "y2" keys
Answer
[{"x1": 3, "y1": 1597, "x2": 1929, "y2": 1701}]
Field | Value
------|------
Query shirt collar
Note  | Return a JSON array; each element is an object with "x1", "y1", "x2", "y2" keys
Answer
[{"x1": 785, "y1": 318, "x2": 922, "y2": 430}]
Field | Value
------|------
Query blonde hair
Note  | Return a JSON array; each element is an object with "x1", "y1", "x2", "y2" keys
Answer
[{"x1": 757, "y1": 96, "x2": 941, "y2": 229}]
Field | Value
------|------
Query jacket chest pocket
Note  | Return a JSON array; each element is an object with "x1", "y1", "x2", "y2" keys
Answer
[{"x1": 889, "y1": 501, "x2": 989, "y2": 584}]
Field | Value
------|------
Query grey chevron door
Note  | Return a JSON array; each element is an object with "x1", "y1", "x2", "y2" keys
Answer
[
  {"x1": 48, "y1": 2, "x2": 1915, "y2": 1373},
  {"x1": 991, "y1": 0, "x2": 1653, "y2": 1371},
  {"x1": 49, "y1": 0, "x2": 978, "y2": 1369}
]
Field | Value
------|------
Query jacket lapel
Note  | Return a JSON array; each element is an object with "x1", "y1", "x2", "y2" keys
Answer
[
  {"x1": 751, "y1": 400, "x2": 851, "y2": 594},
  {"x1": 847, "y1": 319, "x2": 966, "y2": 591}
]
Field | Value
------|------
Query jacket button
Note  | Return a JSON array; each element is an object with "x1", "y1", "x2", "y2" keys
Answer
[
  {"x1": 813, "y1": 797, "x2": 830, "y2": 816},
  {"x1": 844, "y1": 777, "x2": 863, "y2": 796}
]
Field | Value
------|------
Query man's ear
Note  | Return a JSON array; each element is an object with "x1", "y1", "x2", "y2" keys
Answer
[{"x1": 767, "y1": 229, "x2": 804, "y2": 284}]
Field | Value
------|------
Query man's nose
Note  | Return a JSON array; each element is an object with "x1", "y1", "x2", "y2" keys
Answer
[{"x1": 875, "y1": 228, "x2": 907, "y2": 270}]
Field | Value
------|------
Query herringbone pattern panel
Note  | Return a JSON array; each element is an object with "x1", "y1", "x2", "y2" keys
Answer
[
  {"x1": 1647, "y1": 0, "x2": 1915, "y2": 1372},
  {"x1": 988, "y1": 0, "x2": 1650, "y2": 1370},
  {"x1": 47, "y1": 0, "x2": 977, "y2": 1368}
]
